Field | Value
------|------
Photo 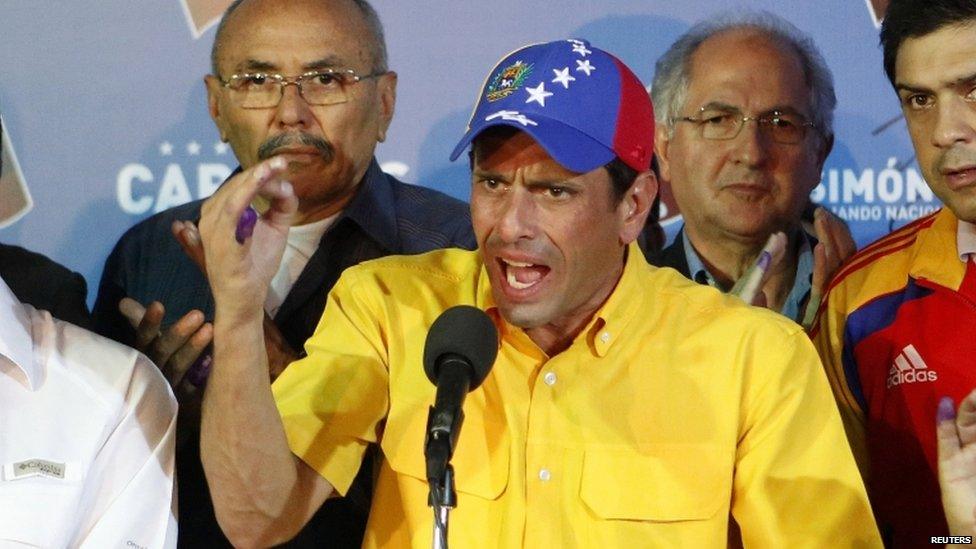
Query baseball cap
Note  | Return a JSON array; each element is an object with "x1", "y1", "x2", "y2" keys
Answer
[{"x1": 450, "y1": 39, "x2": 654, "y2": 173}]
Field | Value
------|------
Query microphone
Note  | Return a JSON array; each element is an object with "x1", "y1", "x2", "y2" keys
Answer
[{"x1": 423, "y1": 305, "x2": 498, "y2": 483}]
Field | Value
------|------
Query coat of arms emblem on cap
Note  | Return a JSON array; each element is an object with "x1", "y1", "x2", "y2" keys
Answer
[{"x1": 485, "y1": 61, "x2": 533, "y2": 102}]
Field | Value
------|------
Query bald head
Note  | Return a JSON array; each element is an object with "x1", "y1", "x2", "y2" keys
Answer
[{"x1": 210, "y1": 0, "x2": 387, "y2": 77}]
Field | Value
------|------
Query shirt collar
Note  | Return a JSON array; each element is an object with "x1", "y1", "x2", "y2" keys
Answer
[
  {"x1": 681, "y1": 227, "x2": 813, "y2": 323},
  {"x1": 339, "y1": 159, "x2": 401, "y2": 253},
  {"x1": 682, "y1": 230, "x2": 714, "y2": 287},
  {"x1": 475, "y1": 253, "x2": 527, "y2": 354},
  {"x1": 0, "y1": 276, "x2": 38, "y2": 389},
  {"x1": 475, "y1": 252, "x2": 496, "y2": 313},
  {"x1": 912, "y1": 208, "x2": 967, "y2": 288},
  {"x1": 957, "y1": 218, "x2": 976, "y2": 262},
  {"x1": 584, "y1": 242, "x2": 645, "y2": 356},
  {"x1": 475, "y1": 243, "x2": 645, "y2": 358},
  {"x1": 781, "y1": 235, "x2": 814, "y2": 322}
]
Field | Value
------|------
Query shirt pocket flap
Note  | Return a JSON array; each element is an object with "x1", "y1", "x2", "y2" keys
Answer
[
  {"x1": 580, "y1": 445, "x2": 728, "y2": 522},
  {"x1": 383, "y1": 404, "x2": 510, "y2": 500}
]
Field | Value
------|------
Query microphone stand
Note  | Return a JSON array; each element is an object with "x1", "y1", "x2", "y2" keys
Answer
[
  {"x1": 428, "y1": 463, "x2": 456, "y2": 549},
  {"x1": 425, "y1": 360, "x2": 469, "y2": 549}
]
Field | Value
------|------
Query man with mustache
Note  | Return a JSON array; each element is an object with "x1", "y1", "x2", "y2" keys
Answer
[
  {"x1": 812, "y1": 0, "x2": 976, "y2": 544},
  {"x1": 92, "y1": 0, "x2": 474, "y2": 546},
  {"x1": 648, "y1": 12, "x2": 853, "y2": 328},
  {"x1": 196, "y1": 39, "x2": 879, "y2": 547}
]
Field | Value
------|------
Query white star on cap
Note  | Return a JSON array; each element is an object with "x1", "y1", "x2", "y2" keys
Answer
[
  {"x1": 576, "y1": 59, "x2": 595, "y2": 76},
  {"x1": 572, "y1": 43, "x2": 592, "y2": 57},
  {"x1": 159, "y1": 141, "x2": 173, "y2": 156},
  {"x1": 525, "y1": 82, "x2": 554, "y2": 107},
  {"x1": 214, "y1": 142, "x2": 229, "y2": 155},
  {"x1": 187, "y1": 141, "x2": 201, "y2": 155},
  {"x1": 551, "y1": 67, "x2": 575, "y2": 89}
]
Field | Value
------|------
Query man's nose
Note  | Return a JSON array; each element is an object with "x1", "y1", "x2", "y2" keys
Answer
[
  {"x1": 274, "y1": 81, "x2": 315, "y2": 129},
  {"x1": 495, "y1": 188, "x2": 537, "y2": 243}
]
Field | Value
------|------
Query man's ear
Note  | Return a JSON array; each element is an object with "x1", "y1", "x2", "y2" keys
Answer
[
  {"x1": 619, "y1": 170, "x2": 658, "y2": 245},
  {"x1": 653, "y1": 124, "x2": 673, "y2": 183},
  {"x1": 817, "y1": 132, "x2": 834, "y2": 167},
  {"x1": 204, "y1": 75, "x2": 228, "y2": 142},
  {"x1": 820, "y1": 134, "x2": 834, "y2": 164},
  {"x1": 808, "y1": 132, "x2": 834, "y2": 192},
  {"x1": 376, "y1": 71, "x2": 398, "y2": 143}
]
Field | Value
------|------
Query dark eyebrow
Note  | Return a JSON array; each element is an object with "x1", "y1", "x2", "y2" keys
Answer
[
  {"x1": 525, "y1": 179, "x2": 582, "y2": 190},
  {"x1": 896, "y1": 71, "x2": 976, "y2": 94},
  {"x1": 234, "y1": 59, "x2": 278, "y2": 73},
  {"x1": 470, "y1": 170, "x2": 580, "y2": 190},
  {"x1": 471, "y1": 168, "x2": 505, "y2": 181},
  {"x1": 952, "y1": 71, "x2": 976, "y2": 88},
  {"x1": 302, "y1": 56, "x2": 346, "y2": 71},
  {"x1": 895, "y1": 82, "x2": 932, "y2": 95},
  {"x1": 229, "y1": 56, "x2": 349, "y2": 74}
]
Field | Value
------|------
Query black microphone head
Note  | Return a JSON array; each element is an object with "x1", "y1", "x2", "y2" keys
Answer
[{"x1": 423, "y1": 305, "x2": 498, "y2": 389}]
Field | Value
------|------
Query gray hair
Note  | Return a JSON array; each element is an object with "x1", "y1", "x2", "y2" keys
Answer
[
  {"x1": 210, "y1": 0, "x2": 388, "y2": 75},
  {"x1": 651, "y1": 11, "x2": 835, "y2": 140}
]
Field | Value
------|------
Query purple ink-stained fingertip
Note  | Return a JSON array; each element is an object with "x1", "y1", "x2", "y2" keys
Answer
[
  {"x1": 185, "y1": 354, "x2": 212, "y2": 388},
  {"x1": 757, "y1": 251, "x2": 772, "y2": 272},
  {"x1": 938, "y1": 396, "x2": 956, "y2": 423},
  {"x1": 236, "y1": 206, "x2": 258, "y2": 244}
]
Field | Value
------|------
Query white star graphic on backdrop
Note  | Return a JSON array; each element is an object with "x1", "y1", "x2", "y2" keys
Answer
[
  {"x1": 159, "y1": 141, "x2": 173, "y2": 156},
  {"x1": 572, "y1": 43, "x2": 592, "y2": 57},
  {"x1": 214, "y1": 142, "x2": 229, "y2": 155},
  {"x1": 485, "y1": 110, "x2": 538, "y2": 127},
  {"x1": 525, "y1": 82, "x2": 554, "y2": 107},
  {"x1": 576, "y1": 59, "x2": 596, "y2": 76},
  {"x1": 187, "y1": 141, "x2": 201, "y2": 155},
  {"x1": 551, "y1": 67, "x2": 575, "y2": 89}
]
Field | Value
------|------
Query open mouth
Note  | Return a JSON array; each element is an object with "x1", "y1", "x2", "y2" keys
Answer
[{"x1": 500, "y1": 258, "x2": 550, "y2": 291}]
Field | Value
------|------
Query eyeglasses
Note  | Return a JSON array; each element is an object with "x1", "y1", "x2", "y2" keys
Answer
[
  {"x1": 218, "y1": 68, "x2": 387, "y2": 109},
  {"x1": 675, "y1": 106, "x2": 818, "y2": 144}
]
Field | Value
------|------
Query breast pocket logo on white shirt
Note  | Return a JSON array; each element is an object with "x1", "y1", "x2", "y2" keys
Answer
[{"x1": 3, "y1": 459, "x2": 75, "y2": 481}]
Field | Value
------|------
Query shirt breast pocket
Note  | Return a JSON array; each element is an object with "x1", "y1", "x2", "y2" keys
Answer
[
  {"x1": 579, "y1": 445, "x2": 730, "y2": 522},
  {"x1": 0, "y1": 480, "x2": 81, "y2": 547},
  {"x1": 382, "y1": 402, "x2": 510, "y2": 501}
]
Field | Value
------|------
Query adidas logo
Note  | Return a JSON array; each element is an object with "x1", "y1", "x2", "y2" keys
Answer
[{"x1": 886, "y1": 344, "x2": 938, "y2": 388}]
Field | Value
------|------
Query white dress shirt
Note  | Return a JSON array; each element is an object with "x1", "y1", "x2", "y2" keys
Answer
[
  {"x1": 0, "y1": 277, "x2": 177, "y2": 548},
  {"x1": 958, "y1": 218, "x2": 976, "y2": 262}
]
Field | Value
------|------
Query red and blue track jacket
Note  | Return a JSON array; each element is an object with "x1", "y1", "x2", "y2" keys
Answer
[{"x1": 812, "y1": 208, "x2": 976, "y2": 547}]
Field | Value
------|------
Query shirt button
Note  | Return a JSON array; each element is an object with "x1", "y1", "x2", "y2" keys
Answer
[
  {"x1": 600, "y1": 332, "x2": 611, "y2": 343},
  {"x1": 543, "y1": 371, "x2": 557, "y2": 386},
  {"x1": 538, "y1": 468, "x2": 552, "y2": 482}
]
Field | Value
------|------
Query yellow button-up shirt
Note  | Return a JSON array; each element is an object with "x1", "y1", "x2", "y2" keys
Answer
[{"x1": 273, "y1": 244, "x2": 880, "y2": 548}]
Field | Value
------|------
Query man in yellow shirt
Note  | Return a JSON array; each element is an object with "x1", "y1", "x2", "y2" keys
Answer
[{"x1": 197, "y1": 39, "x2": 881, "y2": 547}]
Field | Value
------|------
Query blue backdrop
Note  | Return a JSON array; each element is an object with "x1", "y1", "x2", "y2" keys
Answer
[{"x1": 0, "y1": 0, "x2": 929, "y2": 305}]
